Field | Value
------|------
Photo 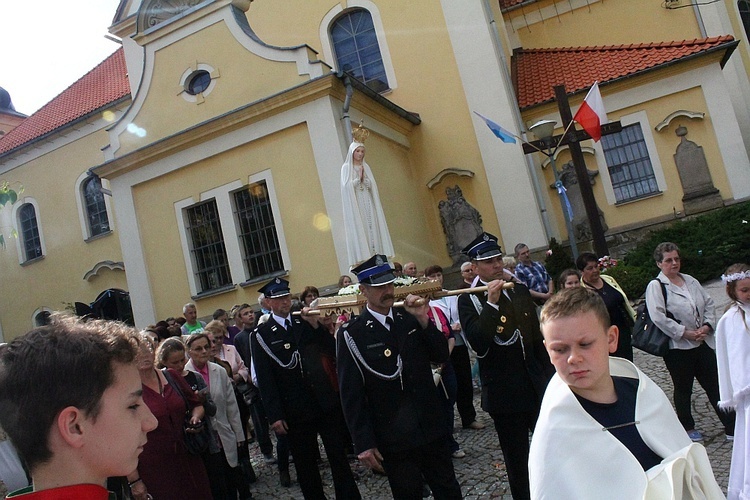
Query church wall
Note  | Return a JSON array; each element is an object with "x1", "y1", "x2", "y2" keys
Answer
[
  {"x1": 522, "y1": 59, "x2": 747, "y2": 240},
  {"x1": 0, "y1": 128, "x2": 127, "y2": 340},
  {"x1": 246, "y1": 0, "x2": 511, "y2": 252},
  {"x1": 504, "y1": 0, "x2": 701, "y2": 49},
  {"x1": 115, "y1": 20, "x2": 311, "y2": 156},
  {"x1": 129, "y1": 122, "x2": 343, "y2": 319}
]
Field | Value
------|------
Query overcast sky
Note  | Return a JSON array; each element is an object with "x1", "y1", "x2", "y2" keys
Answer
[{"x1": 0, "y1": 0, "x2": 123, "y2": 116}]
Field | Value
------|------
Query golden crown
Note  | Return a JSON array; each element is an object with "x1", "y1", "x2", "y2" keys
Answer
[{"x1": 352, "y1": 121, "x2": 370, "y2": 143}]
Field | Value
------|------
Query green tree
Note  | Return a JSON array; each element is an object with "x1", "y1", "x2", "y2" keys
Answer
[{"x1": 0, "y1": 181, "x2": 23, "y2": 248}]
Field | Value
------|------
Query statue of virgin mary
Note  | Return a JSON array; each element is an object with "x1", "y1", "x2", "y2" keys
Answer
[{"x1": 340, "y1": 125, "x2": 394, "y2": 265}]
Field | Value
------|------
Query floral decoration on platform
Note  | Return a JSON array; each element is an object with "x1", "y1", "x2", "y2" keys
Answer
[{"x1": 598, "y1": 255, "x2": 618, "y2": 272}]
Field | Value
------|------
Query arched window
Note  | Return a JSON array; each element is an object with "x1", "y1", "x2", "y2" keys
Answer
[
  {"x1": 34, "y1": 310, "x2": 51, "y2": 327},
  {"x1": 331, "y1": 9, "x2": 389, "y2": 92},
  {"x1": 740, "y1": 1, "x2": 750, "y2": 39},
  {"x1": 83, "y1": 176, "x2": 110, "y2": 237},
  {"x1": 18, "y1": 203, "x2": 43, "y2": 262}
]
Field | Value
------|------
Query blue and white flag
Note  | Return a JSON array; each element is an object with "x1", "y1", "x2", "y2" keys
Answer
[{"x1": 473, "y1": 111, "x2": 517, "y2": 144}]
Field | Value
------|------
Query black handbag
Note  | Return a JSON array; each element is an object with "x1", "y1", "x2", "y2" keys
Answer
[
  {"x1": 632, "y1": 280, "x2": 674, "y2": 357},
  {"x1": 162, "y1": 368, "x2": 212, "y2": 455},
  {"x1": 235, "y1": 380, "x2": 259, "y2": 407}
]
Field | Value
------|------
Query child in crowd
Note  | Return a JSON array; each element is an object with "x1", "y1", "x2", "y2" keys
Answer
[
  {"x1": 557, "y1": 268, "x2": 581, "y2": 290},
  {"x1": 716, "y1": 263, "x2": 750, "y2": 499},
  {"x1": 530, "y1": 287, "x2": 723, "y2": 499},
  {"x1": 0, "y1": 314, "x2": 157, "y2": 499}
]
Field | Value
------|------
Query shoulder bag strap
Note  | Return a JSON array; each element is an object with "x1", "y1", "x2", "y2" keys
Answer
[{"x1": 658, "y1": 280, "x2": 676, "y2": 321}]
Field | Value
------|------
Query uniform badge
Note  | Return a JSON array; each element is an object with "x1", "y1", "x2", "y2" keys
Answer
[
  {"x1": 366, "y1": 320, "x2": 374, "y2": 327},
  {"x1": 500, "y1": 315, "x2": 507, "y2": 323},
  {"x1": 284, "y1": 343, "x2": 291, "y2": 350},
  {"x1": 496, "y1": 326, "x2": 504, "y2": 334},
  {"x1": 384, "y1": 348, "x2": 392, "y2": 357}
]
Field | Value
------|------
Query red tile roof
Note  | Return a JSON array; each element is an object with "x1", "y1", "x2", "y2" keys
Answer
[
  {"x1": 0, "y1": 48, "x2": 130, "y2": 156},
  {"x1": 512, "y1": 36, "x2": 736, "y2": 110}
]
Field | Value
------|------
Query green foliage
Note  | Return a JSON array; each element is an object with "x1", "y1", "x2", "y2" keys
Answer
[
  {"x1": 0, "y1": 181, "x2": 21, "y2": 207},
  {"x1": 544, "y1": 237, "x2": 575, "y2": 283},
  {"x1": 0, "y1": 181, "x2": 23, "y2": 248},
  {"x1": 623, "y1": 202, "x2": 750, "y2": 283},
  {"x1": 602, "y1": 264, "x2": 654, "y2": 300}
]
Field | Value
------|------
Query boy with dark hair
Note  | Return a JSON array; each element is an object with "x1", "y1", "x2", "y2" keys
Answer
[
  {"x1": 530, "y1": 288, "x2": 723, "y2": 499},
  {"x1": 0, "y1": 314, "x2": 157, "y2": 499}
]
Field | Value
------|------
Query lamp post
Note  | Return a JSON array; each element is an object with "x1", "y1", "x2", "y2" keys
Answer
[{"x1": 529, "y1": 119, "x2": 579, "y2": 260}]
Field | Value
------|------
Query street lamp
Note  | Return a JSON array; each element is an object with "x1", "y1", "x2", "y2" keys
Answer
[{"x1": 529, "y1": 120, "x2": 579, "y2": 259}]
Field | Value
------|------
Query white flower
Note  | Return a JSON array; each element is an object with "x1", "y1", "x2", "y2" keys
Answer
[{"x1": 337, "y1": 284, "x2": 361, "y2": 296}]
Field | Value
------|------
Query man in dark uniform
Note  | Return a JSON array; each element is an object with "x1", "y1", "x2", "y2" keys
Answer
[
  {"x1": 337, "y1": 255, "x2": 462, "y2": 499},
  {"x1": 251, "y1": 278, "x2": 360, "y2": 499},
  {"x1": 233, "y1": 303, "x2": 292, "y2": 485},
  {"x1": 457, "y1": 233, "x2": 554, "y2": 500}
]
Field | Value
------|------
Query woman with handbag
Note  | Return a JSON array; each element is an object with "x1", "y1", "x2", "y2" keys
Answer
[
  {"x1": 646, "y1": 242, "x2": 735, "y2": 442},
  {"x1": 127, "y1": 335, "x2": 211, "y2": 500},
  {"x1": 156, "y1": 337, "x2": 238, "y2": 500},
  {"x1": 186, "y1": 334, "x2": 253, "y2": 500},
  {"x1": 577, "y1": 252, "x2": 636, "y2": 361}
]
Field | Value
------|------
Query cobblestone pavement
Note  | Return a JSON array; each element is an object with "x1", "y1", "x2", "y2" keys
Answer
[{"x1": 244, "y1": 279, "x2": 735, "y2": 498}]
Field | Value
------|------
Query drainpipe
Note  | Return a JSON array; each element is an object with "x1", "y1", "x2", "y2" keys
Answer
[
  {"x1": 692, "y1": 3, "x2": 708, "y2": 38},
  {"x1": 481, "y1": 0, "x2": 554, "y2": 242},
  {"x1": 341, "y1": 73, "x2": 355, "y2": 143}
]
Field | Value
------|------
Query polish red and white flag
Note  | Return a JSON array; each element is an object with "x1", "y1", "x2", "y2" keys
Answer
[{"x1": 573, "y1": 81, "x2": 607, "y2": 142}]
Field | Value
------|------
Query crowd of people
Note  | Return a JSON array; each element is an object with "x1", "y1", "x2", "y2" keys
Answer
[{"x1": 0, "y1": 235, "x2": 747, "y2": 499}]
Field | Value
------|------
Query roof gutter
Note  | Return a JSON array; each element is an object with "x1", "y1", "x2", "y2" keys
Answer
[{"x1": 336, "y1": 71, "x2": 421, "y2": 126}]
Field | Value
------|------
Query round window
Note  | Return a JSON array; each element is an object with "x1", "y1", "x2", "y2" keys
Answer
[{"x1": 185, "y1": 70, "x2": 211, "y2": 95}]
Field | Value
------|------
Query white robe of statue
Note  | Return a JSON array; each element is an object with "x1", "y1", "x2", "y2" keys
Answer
[{"x1": 340, "y1": 141, "x2": 394, "y2": 265}]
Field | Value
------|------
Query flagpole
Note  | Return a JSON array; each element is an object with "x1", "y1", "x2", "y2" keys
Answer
[
  {"x1": 554, "y1": 120, "x2": 575, "y2": 151},
  {"x1": 554, "y1": 84, "x2": 608, "y2": 257}
]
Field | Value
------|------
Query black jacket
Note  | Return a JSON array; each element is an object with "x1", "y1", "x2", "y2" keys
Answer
[
  {"x1": 336, "y1": 307, "x2": 449, "y2": 454},
  {"x1": 251, "y1": 316, "x2": 340, "y2": 425},
  {"x1": 458, "y1": 283, "x2": 553, "y2": 414}
]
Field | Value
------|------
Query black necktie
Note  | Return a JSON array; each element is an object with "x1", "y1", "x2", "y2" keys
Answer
[
  {"x1": 285, "y1": 319, "x2": 292, "y2": 330},
  {"x1": 385, "y1": 316, "x2": 394, "y2": 329}
]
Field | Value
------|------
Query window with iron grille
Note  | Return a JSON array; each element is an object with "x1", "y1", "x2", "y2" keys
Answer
[
  {"x1": 601, "y1": 123, "x2": 659, "y2": 203},
  {"x1": 185, "y1": 200, "x2": 232, "y2": 293},
  {"x1": 234, "y1": 181, "x2": 284, "y2": 280},
  {"x1": 83, "y1": 176, "x2": 110, "y2": 237},
  {"x1": 19, "y1": 203, "x2": 43, "y2": 262},
  {"x1": 331, "y1": 9, "x2": 389, "y2": 93}
]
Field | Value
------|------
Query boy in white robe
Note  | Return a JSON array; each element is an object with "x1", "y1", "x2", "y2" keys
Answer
[{"x1": 530, "y1": 287, "x2": 724, "y2": 500}]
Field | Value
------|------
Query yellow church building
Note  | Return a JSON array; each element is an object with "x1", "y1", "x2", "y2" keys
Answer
[{"x1": 1, "y1": 0, "x2": 749, "y2": 339}]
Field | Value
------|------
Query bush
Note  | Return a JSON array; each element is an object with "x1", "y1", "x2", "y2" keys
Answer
[
  {"x1": 601, "y1": 264, "x2": 654, "y2": 301},
  {"x1": 544, "y1": 238, "x2": 575, "y2": 284},
  {"x1": 623, "y1": 201, "x2": 750, "y2": 283}
]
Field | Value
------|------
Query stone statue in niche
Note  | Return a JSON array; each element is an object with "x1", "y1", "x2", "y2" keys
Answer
[
  {"x1": 673, "y1": 125, "x2": 723, "y2": 214},
  {"x1": 439, "y1": 186, "x2": 483, "y2": 264},
  {"x1": 555, "y1": 161, "x2": 608, "y2": 242}
]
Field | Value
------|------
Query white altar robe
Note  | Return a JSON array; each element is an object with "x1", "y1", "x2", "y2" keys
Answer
[{"x1": 529, "y1": 357, "x2": 724, "y2": 500}]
